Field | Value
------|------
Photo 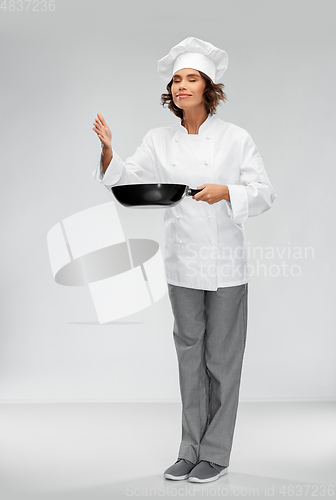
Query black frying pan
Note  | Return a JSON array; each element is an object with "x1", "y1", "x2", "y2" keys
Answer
[{"x1": 111, "y1": 183, "x2": 203, "y2": 208}]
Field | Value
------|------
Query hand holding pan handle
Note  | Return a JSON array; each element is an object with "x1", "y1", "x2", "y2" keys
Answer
[{"x1": 186, "y1": 187, "x2": 204, "y2": 196}]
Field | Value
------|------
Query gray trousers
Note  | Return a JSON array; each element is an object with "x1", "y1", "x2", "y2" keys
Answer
[{"x1": 167, "y1": 282, "x2": 248, "y2": 467}]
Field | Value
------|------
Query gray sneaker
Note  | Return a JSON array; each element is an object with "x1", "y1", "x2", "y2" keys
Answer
[
  {"x1": 164, "y1": 458, "x2": 196, "y2": 480},
  {"x1": 188, "y1": 460, "x2": 228, "y2": 483}
]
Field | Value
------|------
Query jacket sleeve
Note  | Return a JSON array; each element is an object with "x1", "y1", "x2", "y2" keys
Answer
[
  {"x1": 92, "y1": 130, "x2": 158, "y2": 192},
  {"x1": 225, "y1": 132, "x2": 276, "y2": 224}
]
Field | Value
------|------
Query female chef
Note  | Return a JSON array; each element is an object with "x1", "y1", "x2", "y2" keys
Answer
[{"x1": 92, "y1": 37, "x2": 276, "y2": 484}]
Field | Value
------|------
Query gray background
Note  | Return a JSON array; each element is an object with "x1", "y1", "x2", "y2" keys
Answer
[{"x1": 0, "y1": 0, "x2": 335, "y2": 402}]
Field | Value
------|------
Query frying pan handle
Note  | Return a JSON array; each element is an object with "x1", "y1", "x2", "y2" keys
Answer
[{"x1": 187, "y1": 187, "x2": 203, "y2": 197}]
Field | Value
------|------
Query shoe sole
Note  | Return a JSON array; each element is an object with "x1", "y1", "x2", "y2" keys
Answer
[
  {"x1": 188, "y1": 467, "x2": 228, "y2": 483},
  {"x1": 164, "y1": 473, "x2": 190, "y2": 481}
]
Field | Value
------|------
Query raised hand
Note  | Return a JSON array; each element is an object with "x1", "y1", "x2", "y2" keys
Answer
[{"x1": 93, "y1": 112, "x2": 112, "y2": 150}]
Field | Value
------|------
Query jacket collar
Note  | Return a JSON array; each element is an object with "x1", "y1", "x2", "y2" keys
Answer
[{"x1": 176, "y1": 113, "x2": 217, "y2": 135}]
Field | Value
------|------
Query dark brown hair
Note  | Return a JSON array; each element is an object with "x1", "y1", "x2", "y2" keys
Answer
[{"x1": 160, "y1": 70, "x2": 227, "y2": 119}]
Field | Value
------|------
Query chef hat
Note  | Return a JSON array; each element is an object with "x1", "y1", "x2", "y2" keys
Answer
[{"x1": 157, "y1": 37, "x2": 228, "y2": 84}]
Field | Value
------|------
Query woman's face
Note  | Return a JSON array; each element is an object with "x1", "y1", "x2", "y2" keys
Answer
[{"x1": 171, "y1": 68, "x2": 206, "y2": 112}]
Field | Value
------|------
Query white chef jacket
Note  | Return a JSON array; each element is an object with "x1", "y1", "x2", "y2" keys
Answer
[{"x1": 92, "y1": 114, "x2": 276, "y2": 291}]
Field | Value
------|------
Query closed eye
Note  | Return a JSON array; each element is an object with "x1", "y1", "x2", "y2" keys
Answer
[{"x1": 173, "y1": 79, "x2": 196, "y2": 83}]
